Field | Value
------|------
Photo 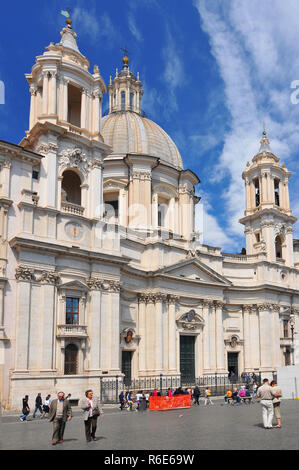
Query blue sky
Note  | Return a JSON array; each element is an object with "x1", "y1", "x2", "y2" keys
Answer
[{"x1": 0, "y1": 0, "x2": 298, "y2": 251}]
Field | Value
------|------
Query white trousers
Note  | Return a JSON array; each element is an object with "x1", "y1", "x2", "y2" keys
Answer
[{"x1": 261, "y1": 400, "x2": 274, "y2": 428}]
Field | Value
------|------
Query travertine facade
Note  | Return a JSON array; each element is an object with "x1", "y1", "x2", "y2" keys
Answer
[{"x1": 0, "y1": 19, "x2": 298, "y2": 409}]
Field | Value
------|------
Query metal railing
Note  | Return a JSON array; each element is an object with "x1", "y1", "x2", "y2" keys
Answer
[{"x1": 99, "y1": 372, "x2": 275, "y2": 403}]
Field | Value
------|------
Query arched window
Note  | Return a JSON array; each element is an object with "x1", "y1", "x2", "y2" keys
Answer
[
  {"x1": 254, "y1": 178, "x2": 260, "y2": 207},
  {"x1": 274, "y1": 178, "x2": 280, "y2": 206},
  {"x1": 121, "y1": 91, "x2": 126, "y2": 110},
  {"x1": 275, "y1": 235, "x2": 282, "y2": 259},
  {"x1": 61, "y1": 170, "x2": 81, "y2": 206},
  {"x1": 67, "y1": 83, "x2": 82, "y2": 127},
  {"x1": 64, "y1": 343, "x2": 78, "y2": 375}
]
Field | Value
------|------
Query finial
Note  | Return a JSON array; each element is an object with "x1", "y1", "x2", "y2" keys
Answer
[
  {"x1": 121, "y1": 46, "x2": 130, "y2": 67},
  {"x1": 116, "y1": 68, "x2": 119, "y2": 77},
  {"x1": 258, "y1": 125, "x2": 272, "y2": 154},
  {"x1": 61, "y1": 8, "x2": 72, "y2": 26},
  {"x1": 110, "y1": 75, "x2": 112, "y2": 85}
]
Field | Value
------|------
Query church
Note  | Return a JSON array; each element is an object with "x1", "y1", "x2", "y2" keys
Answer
[{"x1": 0, "y1": 17, "x2": 298, "y2": 409}]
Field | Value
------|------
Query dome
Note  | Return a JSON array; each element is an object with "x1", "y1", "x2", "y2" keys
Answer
[{"x1": 101, "y1": 111, "x2": 183, "y2": 169}]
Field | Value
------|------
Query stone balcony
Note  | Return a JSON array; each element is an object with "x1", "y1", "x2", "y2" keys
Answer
[
  {"x1": 61, "y1": 201, "x2": 85, "y2": 216},
  {"x1": 57, "y1": 324, "x2": 88, "y2": 339}
]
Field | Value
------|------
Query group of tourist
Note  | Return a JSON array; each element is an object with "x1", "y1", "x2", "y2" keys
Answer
[
  {"x1": 21, "y1": 390, "x2": 103, "y2": 444},
  {"x1": 19, "y1": 377, "x2": 283, "y2": 445}
]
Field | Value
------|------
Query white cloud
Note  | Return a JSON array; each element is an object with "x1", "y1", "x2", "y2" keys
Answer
[
  {"x1": 72, "y1": 8, "x2": 118, "y2": 46},
  {"x1": 128, "y1": 12, "x2": 143, "y2": 42},
  {"x1": 193, "y1": 0, "x2": 299, "y2": 241},
  {"x1": 161, "y1": 28, "x2": 185, "y2": 113}
]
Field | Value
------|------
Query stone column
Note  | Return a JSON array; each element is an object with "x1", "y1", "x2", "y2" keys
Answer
[
  {"x1": 258, "y1": 304, "x2": 273, "y2": 372},
  {"x1": 63, "y1": 79, "x2": 69, "y2": 122},
  {"x1": 100, "y1": 290, "x2": 110, "y2": 370},
  {"x1": 93, "y1": 90, "x2": 100, "y2": 136},
  {"x1": 15, "y1": 268, "x2": 34, "y2": 370},
  {"x1": 168, "y1": 295, "x2": 178, "y2": 372},
  {"x1": 81, "y1": 88, "x2": 87, "y2": 129},
  {"x1": 138, "y1": 294, "x2": 147, "y2": 373},
  {"x1": 42, "y1": 71, "x2": 49, "y2": 115},
  {"x1": 243, "y1": 305, "x2": 252, "y2": 371},
  {"x1": 50, "y1": 71, "x2": 57, "y2": 115},
  {"x1": 88, "y1": 283, "x2": 102, "y2": 371},
  {"x1": 202, "y1": 300, "x2": 211, "y2": 373},
  {"x1": 215, "y1": 301, "x2": 225, "y2": 373},
  {"x1": 155, "y1": 294, "x2": 164, "y2": 372},
  {"x1": 272, "y1": 304, "x2": 281, "y2": 368},
  {"x1": 109, "y1": 282, "x2": 121, "y2": 372},
  {"x1": 209, "y1": 301, "x2": 217, "y2": 372},
  {"x1": 40, "y1": 274, "x2": 58, "y2": 371},
  {"x1": 1, "y1": 160, "x2": 11, "y2": 199},
  {"x1": 146, "y1": 294, "x2": 156, "y2": 372},
  {"x1": 29, "y1": 86, "x2": 37, "y2": 129}
]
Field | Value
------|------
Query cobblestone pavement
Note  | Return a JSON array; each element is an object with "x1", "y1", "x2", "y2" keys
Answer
[{"x1": 1, "y1": 399, "x2": 299, "y2": 450}]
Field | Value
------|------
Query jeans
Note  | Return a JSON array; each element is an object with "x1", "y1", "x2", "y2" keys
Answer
[
  {"x1": 21, "y1": 410, "x2": 29, "y2": 421},
  {"x1": 33, "y1": 405, "x2": 43, "y2": 418},
  {"x1": 261, "y1": 400, "x2": 274, "y2": 428}
]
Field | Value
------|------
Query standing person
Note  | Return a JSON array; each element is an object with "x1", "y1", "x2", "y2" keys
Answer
[
  {"x1": 81, "y1": 389, "x2": 104, "y2": 442},
  {"x1": 20, "y1": 395, "x2": 30, "y2": 421},
  {"x1": 257, "y1": 378, "x2": 275, "y2": 429},
  {"x1": 48, "y1": 392, "x2": 72, "y2": 445},
  {"x1": 66, "y1": 393, "x2": 72, "y2": 401},
  {"x1": 271, "y1": 380, "x2": 283, "y2": 428},
  {"x1": 41, "y1": 394, "x2": 51, "y2": 419},
  {"x1": 32, "y1": 393, "x2": 43, "y2": 418},
  {"x1": 193, "y1": 386, "x2": 201, "y2": 405},
  {"x1": 119, "y1": 391, "x2": 125, "y2": 410},
  {"x1": 204, "y1": 387, "x2": 213, "y2": 405}
]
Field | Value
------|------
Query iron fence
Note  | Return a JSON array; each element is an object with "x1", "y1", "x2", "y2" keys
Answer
[{"x1": 99, "y1": 371, "x2": 277, "y2": 403}]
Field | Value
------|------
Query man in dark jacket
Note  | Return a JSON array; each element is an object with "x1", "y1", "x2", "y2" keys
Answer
[
  {"x1": 32, "y1": 393, "x2": 43, "y2": 418},
  {"x1": 193, "y1": 386, "x2": 201, "y2": 405}
]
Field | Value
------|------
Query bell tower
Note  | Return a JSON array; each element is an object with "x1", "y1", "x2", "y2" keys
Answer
[
  {"x1": 240, "y1": 130, "x2": 297, "y2": 267},
  {"x1": 25, "y1": 16, "x2": 106, "y2": 140}
]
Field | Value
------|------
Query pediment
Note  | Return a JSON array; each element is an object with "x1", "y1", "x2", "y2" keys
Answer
[
  {"x1": 59, "y1": 280, "x2": 89, "y2": 291},
  {"x1": 156, "y1": 258, "x2": 231, "y2": 286},
  {"x1": 103, "y1": 179, "x2": 127, "y2": 189}
]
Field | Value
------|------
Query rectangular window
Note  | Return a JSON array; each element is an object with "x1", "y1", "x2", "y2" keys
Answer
[
  {"x1": 283, "y1": 319, "x2": 289, "y2": 338},
  {"x1": 32, "y1": 170, "x2": 39, "y2": 180},
  {"x1": 66, "y1": 297, "x2": 79, "y2": 325}
]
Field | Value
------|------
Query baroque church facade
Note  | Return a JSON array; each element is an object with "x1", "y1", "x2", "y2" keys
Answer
[{"x1": 0, "y1": 18, "x2": 299, "y2": 409}]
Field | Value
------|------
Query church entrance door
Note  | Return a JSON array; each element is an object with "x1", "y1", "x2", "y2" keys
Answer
[
  {"x1": 180, "y1": 335, "x2": 195, "y2": 384},
  {"x1": 122, "y1": 351, "x2": 132, "y2": 386}
]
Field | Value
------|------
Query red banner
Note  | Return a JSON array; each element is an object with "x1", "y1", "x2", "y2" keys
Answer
[{"x1": 149, "y1": 395, "x2": 191, "y2": 411}]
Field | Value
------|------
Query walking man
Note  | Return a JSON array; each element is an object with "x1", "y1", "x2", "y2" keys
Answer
[
  {"x1": 193, "y1": 386, "x2": 201, "y2": 405},
  {"x1": 20, "y1": 395, "x2": 30, "y2": 421},
  {"x1": 48, "y1": 392, "x2": 72, "y2": 445},
  {"x1": 32, "y1": 393, "x2": 43, "y2": 418},
  {"x1": 81, "y1": 389, "x2": 104, "y2": 442},
  {"x1": 257, "y1": 378, "x2": 276, "y2": 429},
  {"x1": 271, "y1": 380, "x2": 282, "y2": 428}
]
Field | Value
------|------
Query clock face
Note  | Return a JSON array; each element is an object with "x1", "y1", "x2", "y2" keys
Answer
[{"x1": 65, "y1": 222, "x2": 84, "y2": 241}]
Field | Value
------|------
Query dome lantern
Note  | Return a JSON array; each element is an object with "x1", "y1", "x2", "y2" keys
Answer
[{"x1": 107, "y1": 50, "x2": 143, "y2": 115}]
